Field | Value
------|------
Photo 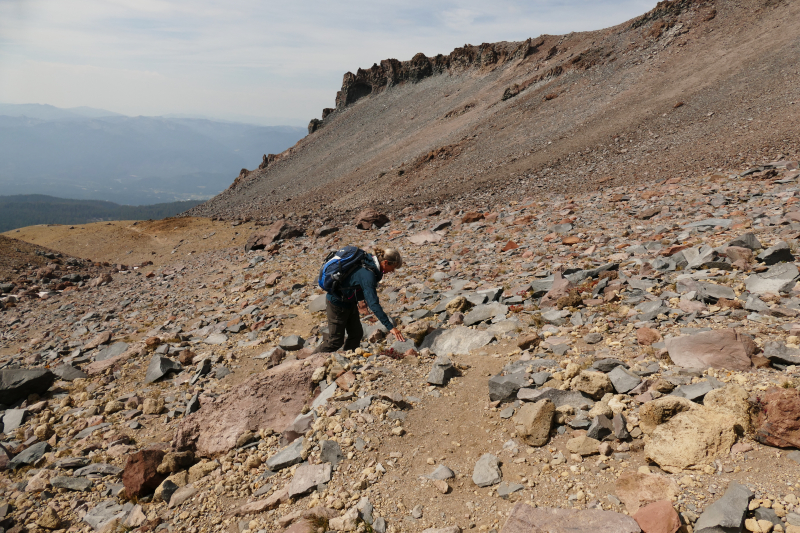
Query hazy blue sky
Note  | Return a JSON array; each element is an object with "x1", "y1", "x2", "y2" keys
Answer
[{"x1": 0, "y1": 0, "x2": 654, "y2": 126}]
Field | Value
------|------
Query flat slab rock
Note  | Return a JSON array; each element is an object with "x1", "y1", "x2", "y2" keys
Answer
[
  {"x1": 500, "y1": 502, "x2": 641, "y2": 533},
  {"x1": 173, "y1": 355, "x2": 326, "y2": 456},
  {"x1": 420, "y1": 327, "x2": 495, "y2": 355},
  {"x1": 665, "y1": 328, "x2": 755, "y2": 371}
]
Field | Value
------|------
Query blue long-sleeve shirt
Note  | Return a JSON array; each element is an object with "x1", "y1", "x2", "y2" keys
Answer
[{"x1": 327, "y1": 255, "x2": 394, "y2": 331}]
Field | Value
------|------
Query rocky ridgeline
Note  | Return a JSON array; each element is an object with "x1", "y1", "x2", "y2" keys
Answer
[{"x1": 4, "y1": 160, "x2": 800, "y2": 533}]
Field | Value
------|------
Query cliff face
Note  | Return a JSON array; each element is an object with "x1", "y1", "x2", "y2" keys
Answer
[{"x1": 187, "y1": 0, "x2": 800, "y2": 223}]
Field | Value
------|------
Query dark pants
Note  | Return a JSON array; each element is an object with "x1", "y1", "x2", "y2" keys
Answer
[{"x1": 317, "y1": 299, "x2": 363, "y2": 352}]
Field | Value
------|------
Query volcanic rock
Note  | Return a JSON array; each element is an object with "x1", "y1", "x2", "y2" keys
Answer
[
  {"x1": 0, "y1": 368, "x2": 55, "y2": 405},
  {"x1": 173, "y1": 356, "x2": 326, "y2": 456}
]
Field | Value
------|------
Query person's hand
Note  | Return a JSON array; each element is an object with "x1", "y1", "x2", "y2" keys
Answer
[
  {"x1": 358, "y1": 301, "x2": 369, "y2": 315},
  {"x1": 390, "y1": 328, "x2": 405, "y2": 342}
]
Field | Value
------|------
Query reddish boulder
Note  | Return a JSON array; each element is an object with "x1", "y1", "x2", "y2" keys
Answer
[
  {"x1": 540, "y1": 271, "x2": 572, "y2": 308},
  {"x1": 245, "y1": 221, "x2": 303, "y2": 251},
  {"x1": 500, "y1": 502, "x2": 640, "y2": 533},
  {"x1": 637, "y1": 327, "x2": 662, "y2": 346},
  {"x1": 354, "y1": 209, "x2": 390, "y2": 230},
  {"x1": 123, "y1": 450, "x2": 166, "y2": 498},
  {"x1": 173, "y1": 355, "x2": 327, "y2": 456},
  {"x1": 665, "y1": 328, "x2": 755, "y2": 371},
  {"x1": 633, "y1": 501, "x2": 681, "y2": 533},
  {"x1": 461, "y1": 211, "x2": 484, "y2": 224},
  {"x1": 615, "y1": 472, "x2": 680, "y2": 514},
  {"x1": 754, "y1": 387, "x2": 800, "y2": 448}
]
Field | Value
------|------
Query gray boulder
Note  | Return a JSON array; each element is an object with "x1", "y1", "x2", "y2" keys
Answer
[
  {"x1": 420, "y1": 327, "x2": 495, "y2": 355},
  {"x1": 0, "y1": 369, "x2": 55, "y2": 405},
  {"x1": 145, "y1": 355, "x2": 182, "y2": 383},
  {"x1": 51, "y1": 476, "x2": 92, "y2": 491},
  {"x1": 518, "y1": 387, "x2": 594, "y2": 410},
  {"x1": 1, "y1": 408, "x2": 26, "y2": 433},
  {"x1": 266, "y1": 438, "x2": 304, "y2": 471},
  {"x1": 488, "y1": 372, "x2": 529, "y2": 402},
  {"x1": 763, "y1": 342, "x2": 800, "y2": 366},
  {"x1": 8, "y1": 441, "x2": 50, "y2": 469},
  {"x1": 757, "y1": 241, "x2": 794, "y2": 265},
  {"x1": 472, "y1": 454, "x2": 502, "y2": 487},
  {"x1": 428, "y1": 356, "x2": 456, "y2": 386},
  {"x1": 463, "y1": 303, "x2": 508, "y2": 326},
  {"x1": 608, "y1": 366, "x2": 642, "y2": 394},
  {"x1": 52, "y1": 364, "x2": 88, "y2": 381},
  {"x1": 694, "y1": 482, "x2": 753, "y2": 533},
  {"x1": 745, "y1": 263, "x2": 799, "y2": 295},
  {"x1": 727, "y1": 233, "x2": 762, "y2": 251},
  {"x1": 320, "y1": 440, "x2": 344, "y2": 467},
  {"x1": 279, "y1": 335, "x2": 305, "y2": 351},
  {"x1": 427, "y1": 464, "x2": 455, "y2": 480},
  {"x1": 95, "y1": 342, "x2": 129, "y2": 362}
]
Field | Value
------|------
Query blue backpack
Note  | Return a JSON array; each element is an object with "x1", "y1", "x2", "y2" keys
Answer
[{"x1": 318, "y1": 246, "x2": 367, "y2": 295}]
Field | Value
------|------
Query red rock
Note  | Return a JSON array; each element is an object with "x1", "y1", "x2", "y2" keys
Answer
[
  {"x1": 484, "y1": 213, "x2": 499, "y2": 223},
  {"x1": 615, "y1": 473, "x2": 680, "y2": 514},
  {"x1": 461, "y1": 211, "x2": 484, "y2": 224},
  {"x1": 633, "y1": 501, "x2": 681, "y2": 533},
  {"x1": 637, "y1": 327, "x2": 662, "y2": 346},
  {"x1": 173, "y1": 355, "x2": 327, "y2": 456},
  {"x1": 84, "y1": 331, "x2": 112, "y2": 350},
  {"x1": 123, "y1": 450, "x2": 166, "y2": 498},
  {"x1": 245, "y1": 221, "x2": 304, "y2": 251},
  {"x1": 724, "y1": 246, "x2": 754, "y2": 264},
  {"x1": 178, "y1": 350, "x2": 196, "y2": 365},
  {"x1": 665, "y1": 328, "x2": 755, "y2": 371},
  {"x1": 354, "y1": 209, "x2": 390, "y2": 230},
  {"x1": 265, "y1": 273, "x2": 282, "y2": 286},
  {"x1": 540, "y1": 271, "x2": 572, "y2": 308},
  {"x1": 754, "y1": 387, "x2": 800, "y2": 448},
  {"x1": 335, "y1": 371, "x2": 356, "y2": 391},
  {"x1": 562, "y1": 236, "x2": 581, "y2": 245},
  {"x1": 661, "y1": 245, "x2": 689, "y2": 257},
  {"x1": 145, "y1": 336, "x2": 162, "y2": 348},
  {"x1": 502, "y1": 241, "x2": 518, "y2": 252}
]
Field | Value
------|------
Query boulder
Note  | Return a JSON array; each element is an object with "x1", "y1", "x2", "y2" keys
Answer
[
  {"x1": 500, "y1": 502, "x2": 641, "y2": 533},
  {"x1": 638, "y1": 396, "x2": 695, "y2": 434},
  {"x1": 745, "y1": 263, "x2": 799, "y2": 295},
  {"x1": 52, "y1": 364, "x2": 87, "y2": 381},
  {"x1": 245, "y1": 221, "x2": 304, "y2": 251},
  {"x1": 514, "y1": 399, "x2": 554, "y2": 446},
  {"x1": 539, "y1": 271, "x2": 572, "y2": 308},
  {"x1": 420, "y1": 327, "x2": 495, "y2": 355},
  {"x1": 518, "y1": 387, "x2": 594, "y2": 410},
  {"x1": 727, "y1": 233, "x2": 762, "y2": 251},
  {"x1": 694, "y1": 482, "x2": 753, "y2": 533},
  {"x1": 0, "y1": 369, "x2": 55, "y2": 405},
  {"x1": 566, "y1": 436, "x2": 600, "y2": 456},
  {"x1": 355, "y1": 209, "x2": 390, "y2": 230},
  {"x1": 615, "y1": 472, "x2": 680, "y2": 514},
  {"x1": 279, "y1": 335, "x2": 305, "y2": 351},
  {"x1": 754, "y1": 387, "x2": 800, "y2": 448},
  {"x1": 8, "y1": 441, "x2": 50, "y2": 469},
  {"x1": 572, "y1": 371, "x2": 613, "y2": 400},
  {"x1": 464, "y1": 303, "x2": 508, "y2": 326},
  {"x1": 489, "y1": 372, "x2": 530, "y2": 403},
  {"x1": 608, "y1": 366, "x2": 642, "y2": 394},
  {"x1": 636, "y1": 327, "x2": 662, "y2": 346},
  {"x1": 473, "y1": 453, "x2": 502, "y2": 487},
  {"x1": 320, "y1": 440, "x2": 344, "y2": 467},
  {"x1": 144, "y1": 355, "x2": 182, "y2": 383},
  {"x1": 644, "y1": 407, "x2": 738, "y2": 473},
  {"x1": 665, "y1": 329, "x2": 755, "y2": 371},
  {"x1": 123, "y1": 450, "x2": 166, "y2": 498},
  {"x1": 266, "y1": 438, "x2": 305, "y2": 471},
  {"x1": 407, "y1": 230, "x2": 443, "y2": 245},
  {"x1": 173, "y1": 356, "x2": 326, "y2": 456},
  {"x1": 428, "y1": 356, "x2": 456, "y2": 386},
  {"x1": 703, "y1": 384, "x2": 754, "y2": 434},
  {"x1": 633, "y1": 501, "x2": 681, "y2": 533},
  {"x1": 287, "y1": 463, "x2": 332, "y2": 497},
  {"x1": 757, "y1": 241, "x2": 794, "y2": 265}
]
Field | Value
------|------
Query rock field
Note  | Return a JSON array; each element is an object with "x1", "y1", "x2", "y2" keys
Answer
[{"x1": 5, "y1": 159, "x2": 800, "y2": 533}]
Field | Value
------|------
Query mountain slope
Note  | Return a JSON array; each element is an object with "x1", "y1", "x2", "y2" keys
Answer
[{"x1": 188, "y1": 0, "x2": 800, "y2": 223}]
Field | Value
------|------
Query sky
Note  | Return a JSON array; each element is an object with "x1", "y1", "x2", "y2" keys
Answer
[{"x1": 0, "y1": 0, "x2": 655, "y2": 126}]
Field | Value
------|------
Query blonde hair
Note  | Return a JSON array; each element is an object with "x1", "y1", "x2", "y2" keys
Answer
[{"x1": 375, "y1": 247, "x2": 403, "y2": 268}]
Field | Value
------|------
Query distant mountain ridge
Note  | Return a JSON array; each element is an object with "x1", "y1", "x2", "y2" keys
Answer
[
  {"x1": 0, "y1": 104, "x2": 307, "y2": 205},
  {"x1": 0, "y1": 194, "x2": 203, "y2": 232}
]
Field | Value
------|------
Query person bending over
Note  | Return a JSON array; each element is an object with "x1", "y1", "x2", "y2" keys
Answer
[{"x1": 317, "y1": 246, "x2": 405, "y2": 352}]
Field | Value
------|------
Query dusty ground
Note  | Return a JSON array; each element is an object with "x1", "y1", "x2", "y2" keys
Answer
[{"x1": 3, "y1": 218, "x2": 257, "y2": 270}]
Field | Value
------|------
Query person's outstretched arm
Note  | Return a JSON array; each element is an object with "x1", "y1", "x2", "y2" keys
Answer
[{"x1": 356, "y1": 270, "x2": 405, "y2": 342}]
